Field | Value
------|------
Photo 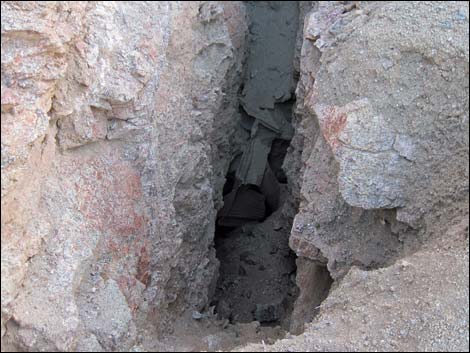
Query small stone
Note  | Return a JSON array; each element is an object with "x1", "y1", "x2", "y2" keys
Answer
[
  {"x1": 400, "y1": 260, "x2": 412, "y2": 268},
  {"x1": 192, "y1": 311, "x2": 203, "y2": 320},
  {"x1": 381, "y1": 58, "x2": 394, "y2": 70}
]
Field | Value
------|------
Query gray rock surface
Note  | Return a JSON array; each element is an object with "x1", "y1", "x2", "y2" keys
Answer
[
  {"x1": 289, "y1": 0, "x2": 469, "y2": 279},
  {"x1": 84, "y1": 279, "x2": 133, "y2": 349},
  {"x1": 282, "y1": 0, "x2": 469, "y2": 351}
]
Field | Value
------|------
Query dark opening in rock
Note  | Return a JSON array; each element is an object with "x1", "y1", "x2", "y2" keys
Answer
[
  {"x1": 210, "y1": 1, "x2": 301, "y2": 329},
  {"x1": 212, "y1": 180, "x2": 299, "y2": 327}
]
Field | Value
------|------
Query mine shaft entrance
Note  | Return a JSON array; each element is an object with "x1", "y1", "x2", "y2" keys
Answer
[{"x1": 211, "y1": 1, "x2": 300, "y2": 328}]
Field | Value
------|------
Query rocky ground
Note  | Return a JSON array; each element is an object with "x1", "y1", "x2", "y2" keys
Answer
[
  {"x1": 1, "y1": 1, "x2": 469, "y2": 352},
  {"x1": 213, "y1": 188, "x2": 299, "y2": 327}
]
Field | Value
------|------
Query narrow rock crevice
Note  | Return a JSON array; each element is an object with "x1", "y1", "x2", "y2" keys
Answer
[{"x1": 210, "y1": 1, "x2": 317, "y2": 331}]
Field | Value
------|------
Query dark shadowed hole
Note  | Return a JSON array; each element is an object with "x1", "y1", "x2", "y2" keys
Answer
[
  {"x1": 211, "y1": 101, "x2": 298, "y2": 328},
  {"x1": 210, "y1": 0, "x2": 333, "y2": 335}
]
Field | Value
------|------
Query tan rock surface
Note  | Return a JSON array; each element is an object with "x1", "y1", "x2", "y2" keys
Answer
[
  {"x1": 1, "y1": 1, "x2": 247, "y2": 350},
  {"x1": 1, "y1": 1, "x2": 468, "y2": 352}
]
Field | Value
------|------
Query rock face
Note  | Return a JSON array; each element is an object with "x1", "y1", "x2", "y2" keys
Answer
[
  {"x1": 1, "y1": 1, "x2": 247, "y2": 351},
  {"x1": 282, "y1": 0, "x2": 469, "y2": 350},
  {"x1": 289, "y1": 0, "x2": 469, "y2": 278},
  {"x1": 1, "y1": 1, "x2": 469, "y2": 352}
]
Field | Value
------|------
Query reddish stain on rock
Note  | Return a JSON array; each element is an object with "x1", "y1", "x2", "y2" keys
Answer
[
  {"x1": 136, "y1": 245, "x2": 151, "y2": 286},
  {"x1": 69, "y1": 151, "x2": 146, "y2": 238},
  {"x1": 91, "y1": 119, "x2": 107, "y2": 139},
  {"x1": 320, "y1": 106, "x2": 347, "y2": 151}
]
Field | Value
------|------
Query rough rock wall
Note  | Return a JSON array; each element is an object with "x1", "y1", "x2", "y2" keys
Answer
[
  {"x1": 280, "y1": 0, "x2": 469, "y2": 349},
  {"x1": 289, "y1": 0, "x2": 469, "y2": 278},
  {"x1": 1, "y1": 1, "x2": 247, "y2": 351},
  {"x1": 1, "y1": 1, "x2": 469, "y2": 352}
]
